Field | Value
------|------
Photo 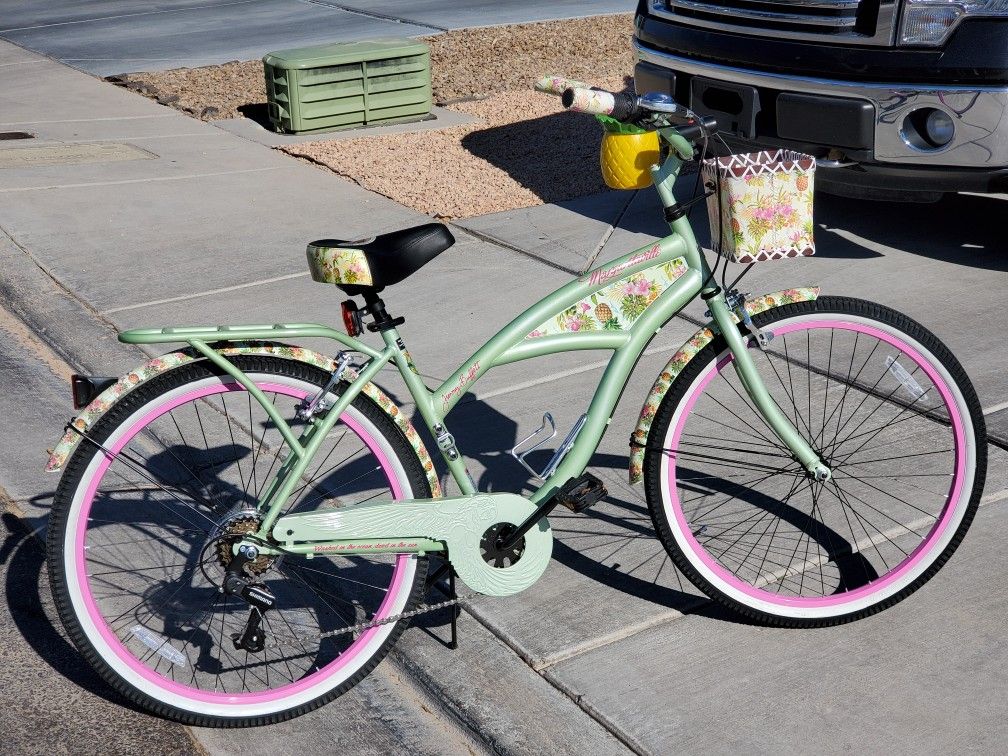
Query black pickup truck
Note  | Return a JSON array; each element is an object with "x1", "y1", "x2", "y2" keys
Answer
[{"x1": 633, "y1": 0, "x2": 1008, "y2": 198}]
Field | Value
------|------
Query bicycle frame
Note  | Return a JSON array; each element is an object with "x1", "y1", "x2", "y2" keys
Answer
[{"x1": 118, "y1": 129, "x2": 828, "y2": 559}]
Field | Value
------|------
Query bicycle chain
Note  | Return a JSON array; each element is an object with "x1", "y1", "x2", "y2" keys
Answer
[
  {"x1": 253, "y1": 584, "x2": 478, "y2": 647},
  {"x1": 313, "y1": 592, "x2": 475, "y2": 641}
]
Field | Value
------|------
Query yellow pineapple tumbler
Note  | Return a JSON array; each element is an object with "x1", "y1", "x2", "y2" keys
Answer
[{"x1": 598, "y1": 115, "x2": 660, "y2": 190}]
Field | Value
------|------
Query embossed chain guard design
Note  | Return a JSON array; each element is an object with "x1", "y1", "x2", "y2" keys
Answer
[
  {"x1": 628, "y1": 287, "x2": 820, "y2": 483},
  {"x1": 274, "y1": 493, "x2": 553, "y2": 597}
]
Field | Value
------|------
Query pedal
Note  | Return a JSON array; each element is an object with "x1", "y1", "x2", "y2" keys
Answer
[{"x1": 557, "y1": 473, "x2": 607, "y2": 513}]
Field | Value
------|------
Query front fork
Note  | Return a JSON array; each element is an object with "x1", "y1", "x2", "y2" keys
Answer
[
  {"x1": 651, "y1": 136, "x2": 830, "y2": 483},
  {"x1": 707, "y1": 292, "x2": 831, "y2": 482}
]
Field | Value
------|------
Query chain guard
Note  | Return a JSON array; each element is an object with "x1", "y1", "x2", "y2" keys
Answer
[{"x1": 274, "y1": 493, "x2": 553, "y2": 597}]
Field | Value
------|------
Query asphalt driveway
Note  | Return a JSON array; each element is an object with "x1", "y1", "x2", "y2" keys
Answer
[{"x1": 0, "y1": 0, "x2": 634, "y2": 76}]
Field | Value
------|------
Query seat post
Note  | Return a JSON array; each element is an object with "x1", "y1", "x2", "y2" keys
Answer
[{"x1": 362, "y1": 291, "x2": 405, "y2": 333}]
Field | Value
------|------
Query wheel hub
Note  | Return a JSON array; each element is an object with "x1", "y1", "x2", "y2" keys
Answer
[{"x1": 214, "y1": 512, "x2": 275, "y2": 576}]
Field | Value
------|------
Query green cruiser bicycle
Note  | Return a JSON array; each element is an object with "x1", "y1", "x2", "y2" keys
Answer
[{"x1": 45, "y1": 78, "x2": 987, "y2": 725}]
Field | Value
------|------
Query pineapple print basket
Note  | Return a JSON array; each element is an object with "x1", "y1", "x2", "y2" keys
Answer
[{"x1": 702, "y1": 150, "x2": 816, "y2": 263}]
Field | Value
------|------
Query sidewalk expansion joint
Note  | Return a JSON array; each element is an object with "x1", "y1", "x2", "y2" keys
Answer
[
  {"x1": 0, "y1": 223, "x2": 123, "y2": 371},
  {"x1": 0, "y1": 0, "x2": 258, "y2": 34},
  {"x1": 983, "y1": 399, "x2": 1008, "y2": 415},
  {"x1": 0, "y1": 166, "x2": 283, "y2": 193},
  {"x1": 0, "y1": 60, "x2": 47, "y2": 68},
  {"x1": 456, "y1": 601, "x2": 650, "y2": 755},
  {"x1": 448, "y1": 224, "x2": 706, "y2": 330},
  {"x1": 531, "y1": 604, "x2": 704, "y2": 672},
  {"x1": 0, "y1": 114, "x2": 177, "y2": 127},
  {"x1": 103, "y1": 271, "x2": 310, "y2": 314},
  {"x1": 464, "y1": 340, "x2": 682, "y2": 406},
  {"x1": 302, "y1": 0, "x2": 449, "y2": 32},
  {"x1": 981, "y1": 488, "x2": 1008, "y2": 506},
  {"x1": 448, "y1": 224, "x2": 580, "y2": 277},
  {"x1": 540, "y1": 668, "x2": 653, "y2": 756}
]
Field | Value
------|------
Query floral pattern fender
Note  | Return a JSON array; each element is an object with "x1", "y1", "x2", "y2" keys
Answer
[
  {"x1": 46, "y1": 342, "x2": 442, "y2": 498},
  {"x1": 628, "y1": 287, "x2": 820, "y2": 483}
]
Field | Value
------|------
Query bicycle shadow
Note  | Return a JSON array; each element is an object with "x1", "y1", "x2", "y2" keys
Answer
[
  {"x1": 1, "y1": 508, "x2": 144, "y2": 710},
  {"x1": 1, "y1": 433, "x2": 392, "y2": 698},
  {"x1": 408, "y1": 389, "x2": 878, "y2": 628}
]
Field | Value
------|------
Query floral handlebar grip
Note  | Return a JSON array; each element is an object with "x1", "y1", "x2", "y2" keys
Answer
[
  {"x1": 534, "y1": 74, "x2": 592, "y2": 96},
  {"x1": 561, "y1": 87, "x2": 616, "y2": 116}
]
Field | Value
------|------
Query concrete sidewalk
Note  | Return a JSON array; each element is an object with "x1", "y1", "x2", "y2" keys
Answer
[
  {"x1": 0, "y1": 38, "x2": 630, "y2": 755},
  {"x1": 3, "y1": 36, "x2": 1008, "y2": 755}
]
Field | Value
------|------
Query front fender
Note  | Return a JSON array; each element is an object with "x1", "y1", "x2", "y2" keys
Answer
[
  {"x1": 629, "y1": 287, "x2": 820, "y2": 484},
  {"x1": 46, "y1": 342, "x2": 442, "y2": 498}
]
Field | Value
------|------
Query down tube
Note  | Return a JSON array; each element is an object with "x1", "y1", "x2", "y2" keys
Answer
[{"x1": 529, "y1": 267, "x2": 702, "y2": 504}]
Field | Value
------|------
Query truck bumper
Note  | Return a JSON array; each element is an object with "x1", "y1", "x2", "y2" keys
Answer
[{"x1": 634, "y1": 40, "x2": 1008, "y2": 194}]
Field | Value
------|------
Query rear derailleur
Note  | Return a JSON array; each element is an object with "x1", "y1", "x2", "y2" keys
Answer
[{"x1": 221, "y1": 544, "x2": 276, "y2": 653}]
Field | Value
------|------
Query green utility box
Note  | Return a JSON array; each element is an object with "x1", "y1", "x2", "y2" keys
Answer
[{"x1": 263, "y1": 39, "x2": 432, "y2": 134}]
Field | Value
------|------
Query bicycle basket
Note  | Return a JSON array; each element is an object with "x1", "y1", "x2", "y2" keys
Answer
[
  {"x1": 597, "y1": 115, "x2": 660, "y2": 190},
  {"x1": 702, "y1": 150, "x2": 815, "y2": 263}
]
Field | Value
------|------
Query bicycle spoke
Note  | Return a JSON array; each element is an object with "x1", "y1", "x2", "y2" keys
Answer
[{"x1": 658, "y1": 313, "x2": 969, "y2": 610}]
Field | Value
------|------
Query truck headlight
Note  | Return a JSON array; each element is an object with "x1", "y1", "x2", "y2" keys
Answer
[{"x1": 900, "y1": 0, "x2": 1008, "y2": 45}]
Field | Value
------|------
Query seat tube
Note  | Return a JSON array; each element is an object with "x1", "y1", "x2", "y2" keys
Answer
[
  {"x1": 707, "y1": 295, "x2": 830, "y2": 480},
  {"x1": 381, "y1": 328, "x2": 477, "y2": 495}
]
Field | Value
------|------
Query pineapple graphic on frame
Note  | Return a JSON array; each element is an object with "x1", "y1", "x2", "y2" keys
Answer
[{"x1": 592, "y1": 294, "x2": 621, "y2": 330}]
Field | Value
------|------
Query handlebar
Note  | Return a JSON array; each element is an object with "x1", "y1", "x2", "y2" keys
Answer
[{"x1": 536, "y1": 75, "x2": 718, "y2": 145}]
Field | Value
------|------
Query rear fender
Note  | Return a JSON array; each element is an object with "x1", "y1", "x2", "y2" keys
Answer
[
  {"x1": 629, "y1": 287, "x2": 819, "y2": 484},
  {"x1": 46, "y1": 342, "x2": 442, "y2": 498}
]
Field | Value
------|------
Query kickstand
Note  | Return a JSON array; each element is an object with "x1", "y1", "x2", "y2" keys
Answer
[
  {"x1": 447, "y1": 570, "x2": 458, "y2": 650},
  {"x1": 425, "y1": 562, "x2": 459, "y2": 650}
]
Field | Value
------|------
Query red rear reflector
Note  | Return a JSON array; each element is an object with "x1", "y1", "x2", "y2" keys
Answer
[{"x1": 341, "y1": 300, "x2": 361, "y2": 337}]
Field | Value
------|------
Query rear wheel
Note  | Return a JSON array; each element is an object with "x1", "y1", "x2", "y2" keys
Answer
[
  {"x1": 48, "y1": 356, "x2": 432, "y2": 725},
  {"x1": 644, "y1": 297, "x2": 986, "y2": 626}
]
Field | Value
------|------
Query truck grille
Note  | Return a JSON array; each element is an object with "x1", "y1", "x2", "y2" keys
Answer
[{"x1": 648, "y1": 0, "x2": 893, "y2": 44}]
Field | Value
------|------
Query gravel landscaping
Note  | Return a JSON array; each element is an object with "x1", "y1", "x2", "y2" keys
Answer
[
  {"x1": 111, "y1": 15, "x2": 637, "y2": 218},
  {"x1": 282, "y1": 86, "x2": 622, "y2": 219}
]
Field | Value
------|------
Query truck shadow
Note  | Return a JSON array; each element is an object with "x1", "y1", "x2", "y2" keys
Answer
[
  {"x1": 814, "y1": 192, "x2": 1007, "y2": 271},
  {"x1": 459, "y1": 102, "x2": 1005, "y2": 271},
  {"x1": 460, "y1": 111, "x2": 609, "y2": 205},
  {"x1": 430, "y1": 394, "x2": 875, "y2": 626}
]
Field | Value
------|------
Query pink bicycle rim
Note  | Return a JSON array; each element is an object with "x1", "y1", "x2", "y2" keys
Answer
[
  {"x1": 75, "y1": 381, "x2": 410, "y2": 704},
  {"x1": 665, "y1": 319, "x2": 967, "y2": 609}
]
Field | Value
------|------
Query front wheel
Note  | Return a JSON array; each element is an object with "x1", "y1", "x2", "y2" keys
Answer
[
  {"x1": 47, "y1": 356, "x2": 433, "y2": 725},
  {"x1": 644, "y1": 297, "x2": 986, "y2": 626}
]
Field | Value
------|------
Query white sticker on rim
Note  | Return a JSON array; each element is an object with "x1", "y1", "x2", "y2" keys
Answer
[
  {"x1": 886, "y1": 356, "x2": 927, "y2": 401},
  {"x1": 130, "y1": 625, "x2": 187, "y2": 667}
]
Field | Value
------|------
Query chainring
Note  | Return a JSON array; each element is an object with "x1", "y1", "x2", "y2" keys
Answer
[{"x1": 479, "y1": 523, "x2": 526, "y2": 568}]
